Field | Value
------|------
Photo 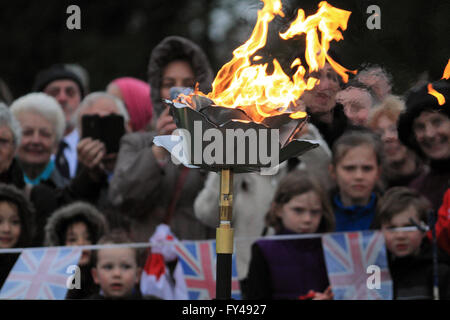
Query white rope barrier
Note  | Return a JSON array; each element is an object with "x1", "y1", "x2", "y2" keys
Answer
[{"x1": 0, "y1": 226, "x2": 423, "y2": 254}]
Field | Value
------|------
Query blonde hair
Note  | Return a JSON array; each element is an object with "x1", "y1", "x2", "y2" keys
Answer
[{"x1": 367, "y1": 95, "x2": 405, "y2": 130}]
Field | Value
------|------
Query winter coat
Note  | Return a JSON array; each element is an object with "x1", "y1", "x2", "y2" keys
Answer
[
  {"x1": 388, "y1": 239, "x2": 450, "y2": 300},
  {"x1": 108, "y1": 132, "x2": 214, "y2": 242},
  {"x1": 21, "y1": 159, "x2": 70, "y2": 188},
  {"x1": 44, "y1": 201, "x2": 108, "y2": 300},
  {"x1": 194, "y1": 123, "x2": 331, "y2": 280},
  {"x1": 88, "y1": 291, "x2": 143, "y2": 300},
  {"x1": 429, "y1": 188, "x2": 450, "y2": 255},
  {"x1": 409, "y1": 158, "x2": 450, "y2": 212},
  {"x1": 246, "y1": 228, "x2": 329, "y2": 300},
  {"x1": 0, "y1": 158, "x2": 25, "y2": 189},
  {"x1": 108, "y1": 36, "x2": 216, "y2": 242},
  {"x1": 44, "y1": 201, "x2": 107, "y2": 246},
  {"x1": 88, "y1": 287, "x2": 160, "y2": 300},
  {"x1": 0, "y1": 183, "x2": 35, "y2": 289},
  {"x1": 332, "y1": 192, "x2": 378, "y2": 232},
  {"x1": 30, "y1": 166, "x2": 106, "y2": 246},
  {"x1": 381, "y1": 155, "x2": 428, "y2": 189}
]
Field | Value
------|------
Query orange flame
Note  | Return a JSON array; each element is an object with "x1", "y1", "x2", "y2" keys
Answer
[
  {"x1": 194, "y1": 0, "x2": 354, "y2": 122},
  {"x1": 427, "y1": 59, "x2": 449, "y2": 105},
  {"x1": 427, "y1": 84, "x2": 445, "y2": 106},
  {"x1": 279, "y1": 1, "x2": 356, "y2": 82},
  {"x1": 442, "y1": 59, "x2": 450, "y2": 80}
]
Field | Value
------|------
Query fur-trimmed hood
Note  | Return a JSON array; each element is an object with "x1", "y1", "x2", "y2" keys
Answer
[
  {"x1": 44, "y1": 201, "x2": 108, "y2": 246},
  {"x1": 147, "y1": 36, "x2": 214, "y2": 117},
  {"x1": 0, "y1": 183, "x2": 34, "y2": 247}
]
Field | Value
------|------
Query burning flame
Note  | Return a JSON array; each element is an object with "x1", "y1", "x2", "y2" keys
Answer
[
  {"x1": 427, "y1": 84, "x2": 445, "y2": 106},
  {"x1": 195, "y1": 0, "x2": 355, "y2": 122},
  {"x1": 427, "y1": 59, "x2": 449, "y2": 106},
  {"x1": 442, "y1": 59, "x2": 450, "y2": 80}
]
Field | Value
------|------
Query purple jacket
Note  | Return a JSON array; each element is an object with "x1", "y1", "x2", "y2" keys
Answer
[{"x1": 247, "y1": 228, "x2": 329, "y2": 299}]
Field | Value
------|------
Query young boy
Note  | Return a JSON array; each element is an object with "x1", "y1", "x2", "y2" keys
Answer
[
  {"x1": 374, "y1": 187, "x2": 450, "y2": 300},
  {"x1": 90, "y1": 232, "x2": 143, "y2": 300}
]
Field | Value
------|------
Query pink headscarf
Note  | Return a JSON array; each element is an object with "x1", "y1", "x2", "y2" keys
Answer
[{"x1": 111, "y1": 77, "x2": 153, "y2": 132}]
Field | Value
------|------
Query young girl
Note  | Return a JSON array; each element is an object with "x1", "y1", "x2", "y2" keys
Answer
[
  {"x1": 246, "y1": 171, "x2": 335, "y2": 300},
  {"x1": 44, "y1": 201, "x2": 108, "y2": 299},
  {"x1": 329, "y1": 129, "x2": 383, "y2": 231},
  {"x1": 0, "y1": 183, "x2": 34, "y2": 289}
]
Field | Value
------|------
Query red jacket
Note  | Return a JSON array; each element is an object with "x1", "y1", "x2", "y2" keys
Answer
[{"x1": 428, "y1": 189, "x2": 450, "y2": 255}]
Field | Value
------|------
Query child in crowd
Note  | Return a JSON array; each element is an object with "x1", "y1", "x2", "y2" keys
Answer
[
  {"x1": 246, "y1": 171, "x2": 335, "y2": 299},
  {"x1": 329, "y1": 129, "x2": 383, "y2": 231},
  {"x1": 90, "y1": 232, "x2": 144, "y2": 300},
  {"x1": 0, "y1": 183, "x2": 34, "y2": 289},
  {"x1": 44, "y1": 201, "x2": 108, "y2": 299},
  {"x1": 374, "y1": 187, "x2": 450, "y2": 299}
]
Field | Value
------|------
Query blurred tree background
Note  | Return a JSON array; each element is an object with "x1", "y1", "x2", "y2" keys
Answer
[{"x1": 0, "y1": 0, "x2": 449, "y2": 100}]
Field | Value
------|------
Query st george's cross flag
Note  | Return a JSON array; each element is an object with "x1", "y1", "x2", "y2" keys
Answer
[
  {"x1": 140, "y1": 224, "x2": 188, "y2": 300},
  {"x1": 322, "y1": 230, "x2": 393, "y2": 300},
  {"x1": 175, "y1": 240, "x2": 241, "y2": 300},
  {"x1": 0, "y1": 247, "x2": 81, "y2": 300}
]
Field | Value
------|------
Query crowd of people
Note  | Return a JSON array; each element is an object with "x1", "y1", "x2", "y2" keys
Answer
[{"x1": 0, "y1": 35, "x2": 449, "y2": 300}]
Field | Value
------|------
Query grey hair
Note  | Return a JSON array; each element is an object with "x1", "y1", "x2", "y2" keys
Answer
[
  {"x1": 9, "y1": 93, "x2": 66, "y2": 144},
  {"x1": 356, "y1": 65, "x2": 392, "y2": 84},
  {"x1": 0, "y1": 102, "x2": 22, "y2": 147},
  {"x1": 77, "y1": 92, "x2": 130, "y2": 127}
]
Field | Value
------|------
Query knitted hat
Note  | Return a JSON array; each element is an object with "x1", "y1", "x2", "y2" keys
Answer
[
  {"x1": 33, "y1": 64, "x2": 85, "y2": 98},
  {"x1": 397, "y1": 79, "x2": 450, "y2": 158},
  {"x1": 110, "y1": 77, "x2": 153, "y2": 131}
]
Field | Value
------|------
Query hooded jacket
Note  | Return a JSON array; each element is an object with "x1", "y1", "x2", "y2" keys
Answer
[
  {"x1": 44, "y1": 201, "x2": 108, "y2": 300},
  {"x1": 108, "y1": 36, "x2": 216, "y2": 242},
  {"x1": 147, "y1": 35, "x2": 214, "y2": 117},
  {"x1": 44, "y1": 201, "x2": 107, "y2": 246},
  {"x1": 397, "y1": 79, "x2": 450, "y2": 211},
  {"x1": 0, "y1": 183, "x2": 35, "y2": 289}
]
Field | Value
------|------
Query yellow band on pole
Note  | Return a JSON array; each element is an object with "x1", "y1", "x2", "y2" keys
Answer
[{"x1": 216, "y1": 224, "x2": 234, "y2": 254}]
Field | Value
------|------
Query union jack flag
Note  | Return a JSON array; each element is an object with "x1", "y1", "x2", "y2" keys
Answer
[
  {"x1": 175, "y1": 240, "x2": 241, "y2": 300},
  {"x1": 322, "y1": 230, "x2": 393, "y2": 300},
  {"x1": 0, "y1": 247, "x2": 81, "y2": 300}
]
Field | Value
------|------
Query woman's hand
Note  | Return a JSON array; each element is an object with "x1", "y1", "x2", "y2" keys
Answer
[{"x1": 312, "y1": 286, "x2": 334, "y2": 300}]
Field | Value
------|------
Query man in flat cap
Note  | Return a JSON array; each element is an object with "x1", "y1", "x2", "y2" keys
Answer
[{"x1": 33, "y1": 64, "x2": 87, "y2": 181}]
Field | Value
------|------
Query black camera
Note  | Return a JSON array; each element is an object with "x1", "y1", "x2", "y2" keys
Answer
[{"x1": 81, "y1": 114, "x2": 125, "y2": 154}]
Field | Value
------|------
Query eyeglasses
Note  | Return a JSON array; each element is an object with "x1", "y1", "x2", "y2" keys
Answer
[{"x1": 0, "y1": 138, "x2": 13, "y2": 147}]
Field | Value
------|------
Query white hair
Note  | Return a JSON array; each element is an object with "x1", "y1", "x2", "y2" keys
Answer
[
  {"x1": 77, "y1": 92, "x2": 130, "y2": 127},
  {"x1": 0, "y1": 102, "x2": 22, "y2": 147},
  {"x1": 9, "y1": 93, "x2": 66, "y2": 144},
  {"x1": 336, "y1": 86, "x2": 374, "y2": 108}
]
